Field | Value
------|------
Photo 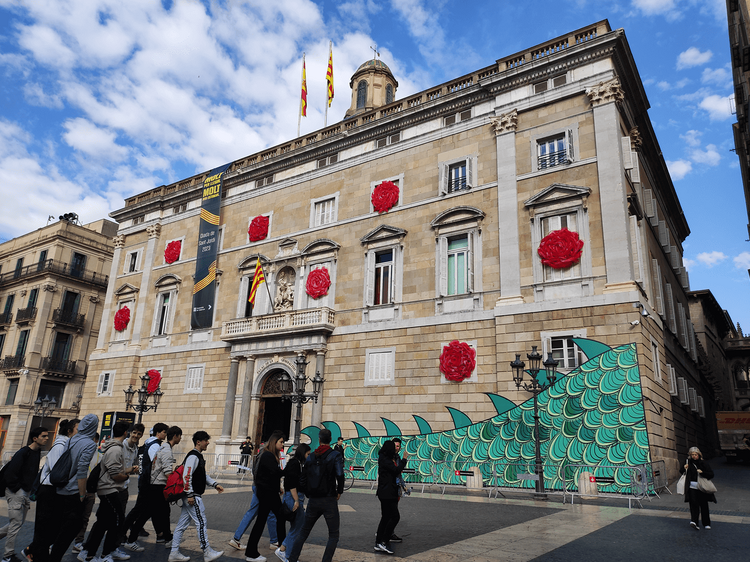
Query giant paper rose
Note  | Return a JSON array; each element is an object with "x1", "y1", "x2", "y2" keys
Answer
[
  {"x1": 440, "y1": 341, "x2": 476, "y2": 382},
  {"x1": 114, "y1": 306, "x2": 130, "y2": 332},
  {"x1": 146, "y1": 369, "x2": 162, "y2": 394},
  {"x1": 537, "y1": 228, "x2": 584, "y2": 269},
  {"x1": 164, "y1": 240, "x2": 182, "y2": 264},
  {"x1": 248, "y1": 215, "x2": 269, "y2": 242},
  {"x1": 306, "y1": 268, "x2": 331, "y2": 299},
  {"x1": 371, "y1": 181, "x2": 399, "y2": 214}
]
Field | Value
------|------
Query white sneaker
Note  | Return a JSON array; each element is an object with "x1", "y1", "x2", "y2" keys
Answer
[
  {"x1": 72, "y1": 543, "x2": 84, "y2": 554},
  {"x1": 111, "y1": 549, "x2": 131, "y2": 561},
  {"x1": 168, "y1": 552, "x2": 190, "y2": 562},
  {"x1": 204, "y1": 548, "x2": 223, "y2": 562},
  {"x1": 101, "y1": 555, "x2": 114, "y2": 562},
  {"x1": 123, "y1": 542, "x2": 145, "y2": 553},
  {"x1": 165, "y1": 541, "x2": 173, "y2": 549},
  {"x1": 77, "y1": 550, "x2": 90, "y2": 562},
  {"x1": 245, "y1": 557, "x2": 267, "y2": 562},
  {"x1": 274, "y1": 548, "x2": 286, "y2": 562},
  {"x1": 228, "y1": 539, "x2": 246, "y2": 551}
]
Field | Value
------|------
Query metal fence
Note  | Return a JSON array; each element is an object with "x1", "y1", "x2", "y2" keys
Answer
[{"x1": 562, "y1": 463, "x2": 648, "y2": 509}]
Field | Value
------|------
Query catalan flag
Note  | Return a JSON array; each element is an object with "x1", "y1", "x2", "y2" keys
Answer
[
  {"x1": 301, "y1": 56, "x2": 307, "y2": 117},
  {"x1": 326, "y1": 44, "x2": 334, "y2": 107},
  {"x1": 248, "y1": 257, "x2": 265, "y2": 305}
]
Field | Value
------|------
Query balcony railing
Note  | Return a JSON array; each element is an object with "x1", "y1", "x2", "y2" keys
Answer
[
  {"x1": 41, "y1": 356, "x2": 77, "y2": 378},
  {"x1": 0, "y1": 311, "x2": 12, "y2": 327},
  {"x1": 221, "y1": 307, "x2": 335, "y2": 341},
  {"x1": 538, "y1": 149, "x2": 569, "y2": 169},
  {"x1": 15, "y1": 307, "x2": 37, "y2": 323},
  {"x1": 52, "y1": 308, "x2": 86, "y2": 329},
  {"x1": 1, "y1": 355, "x2": 25, "y2": 370},
  {"x1": 0, "y1": 259, "x2": 109, "y2": 288},
  {"x1": 447, "y1": 176, "x2": 468, "y2": 193}
]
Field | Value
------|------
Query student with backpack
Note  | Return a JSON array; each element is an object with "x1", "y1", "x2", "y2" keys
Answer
[
  {"x1": 0, "y1": 426, "x2": 50, "y2": 562},
  {"x1": 274, "y1": 443, "x2": 311, "y2": 562},
  {"x1": 122, "y1": 423, "x2": 168, "y2": 551},
  {"x1": 168, "y1": 431, "x2": 224, "y2": 562},
  {"x1": 77, "y1": 421, "x2": 137, "y2": 562},
  {"x1": 25, "y1": 419, "x2": 79, "y2": 562},
  {"x1": 285, "y1": 429, "x2": 344, "y2": 562},
  {"x1": 244, "y1": 432, "x2": 287, "y2": 562}
]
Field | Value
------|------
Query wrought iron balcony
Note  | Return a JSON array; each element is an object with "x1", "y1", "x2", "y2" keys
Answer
[
  {"x1": 221, "y1": 307, "x2": 335, "y2": 341},
  {"x1": 538, "y1": 149, "x2": 569, "y2": 169},
  {"x1": 0, "y1": 311, "x2": 12, "y2": 327},
  {"x1": 41, "y1": 356, "x2": 77, "y2": 378},
  {"x1": 2, "y1": 355, "x2": 25, "y2": 370},
  {"x1": 447, "y1": 176, "x2": 468, "y2": 193},
  {"x1": 15, "y1": 307, "x2": 37, "y2": 323},
  {"x1": 52, "y1": 308, "x2": 86, "y2": 329},
  {"x1": 0, "y1": 259, "x2": 108, "y2": 288}
]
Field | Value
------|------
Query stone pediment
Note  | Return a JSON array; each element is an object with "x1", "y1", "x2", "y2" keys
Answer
[
  {"x1": 431, "y1": 206, "x2": 485, "y2": 229},
  {"x1": 238, "y1": 254, "x2": 270, "y2": 270},
  {"x1": 302, "y1": 238, "x2": 341, "y2": 255},
  {"x1": 114, "y1": 283, "x2": 139, "y2": 296},
  {"x1": 154, "y1": 273, "x2": 182, "y2": 287},
  {"x1": 276, "y1": 238, "x2": 299, "y2": 259},
  {"x1": 524, "y1": 184, "x2": 591, "y2": 209},
  {"x1": 360, "y1": 225, "x2": 407, "y2": 245}
]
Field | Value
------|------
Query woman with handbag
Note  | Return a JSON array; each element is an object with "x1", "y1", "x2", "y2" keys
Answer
[{"x1": 679, "y1": 446, "x2": 717, "y2": 530}]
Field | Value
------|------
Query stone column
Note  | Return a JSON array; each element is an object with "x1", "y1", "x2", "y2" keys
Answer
[
  {"x1": 130, "y1": 224, "x2": 161, "y2": 348},
  {"x1": 238, "y1": 355, "x2": 256, "y2": 438},
  {"x1": 311, "y1": 349, "x2": 326, "y2": 428},
  {"x1": 221, "y1": 356, "x2": 241, "y2": 440},
  {"x1": 492, "y1": 109, "x2": 525, "y2": 306},
  {"x1": 587, "y1": 79, "x2": 636, "y2": 292},
  {"x1": 95, "y1": 234, "x2": 125, "y2": 352}
]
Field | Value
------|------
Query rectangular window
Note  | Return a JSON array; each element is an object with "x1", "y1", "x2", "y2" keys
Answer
[
  {"x1": 447, "y1": 235, "x2": 469, "y2": 295},
  {"x1": 667, "y1": 364, "x2": 678, "y2": 397},
  {"x1": 37, "y1": 380, "x2": 65, "y2": 405},
  {"x1": 38, "y1": 250, "x2": 48, "y2": 271},
  {"x1": 71, "y1": 252, "x2": 86, "y2": 278},
  {"x1": 128, "y1": 252, "x2": 138, "y2": 273},
  {"x1": 156, "y1": 293, "x2": 171, "y2": 336},
  {"x1": 552, "y1": 75, "x2": 567, "y2": 88},
  {"x1": 314, "y1": 198, "x2": 336, "y2": 227},
  {"x1": 27, "y1": 288, "x2": 38, "y2": 309},
  {"x1": 97, "y1": 371, "x2": 114, "y2": 396},
  {"x1": 651, "y1": 340, "x2": 661, "y2": 383},
  {"x1": 698, "y1": 396, "x2": 706, "y2": 418},
  {"x1": 444, "y1": 109, "x2": 472, "y2": 125},
  {"x1": 185, "y1": 365, "x2": 204, "y2": 393},
  {"x1": 688, "y1": 388, "x2": 698, "y2": 412},
  {"x1": 15, "y1": 330, "x2": 29, "y2": 358},
  {"x1": 173, "y1": 203, "x2": 187, "y2": 214},
  {"x1": 534, "y1": 80, "x2": 548, "y2": 94},
  {"x1": 541, "y1": 214, "x2": 581, "y2": 281},
  {"x1": 5, "y1": 379, "x2": 18, "y2": 406},
  {"x1": 133, "y1": 215, "x2": 145, "y2": 225},
  {"x1": 677, "y1": 377, "x2": 689, "y2": 405},
  {"x1": 256, "y1": 174, "x2": 274, "y2": 188},
  {"x1": 448, "y1": 162, "x2": 467, "y2": 193},
  {"x1": 51, "y1": 332, "x2": 72, "y2": 362},
  {"x1": 3, "y1": 295, "x2": 13, "y2": 314},
  {"x1": 551, "y1": 337, "x2": 582, "y2": 370},
  {"x1": 0, "y1": 333, "x2": 4, "y2": 356},
  {"x1": 373, "y1": 250, "x2": 393, "y2": 306},
  {"x1": 14, "y1": 258, "x2": 23, "y2": 278},
  {"x1": 376, "y1": 132, "x2": 401, "y2": 148},
  {"x1": 317, "y1": 154, "x2": 338, "y2": 168},
  {"x1": 537, "y1": 130, "x2": 574, "y2": 169},
  {"x1": 365, "y1": 348, "x2": 395, "y2": 386}
]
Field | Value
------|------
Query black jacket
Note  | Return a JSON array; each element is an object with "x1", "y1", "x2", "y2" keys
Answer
[
  {"x1": 376, "y1": 452, "x2": 406, "y2": 500},
  {"x1": 5, "y1": 446, "x2": 41, "y2": 493},
  {"x1": 254, "y1": 450, "x2": 283, "y2": 492},
  {"x1": 680, "y1": 457, "x2": 716, "y2": 503},
  {"x1": 283, "y1": 457, "x2": 302, "y2": 492}
]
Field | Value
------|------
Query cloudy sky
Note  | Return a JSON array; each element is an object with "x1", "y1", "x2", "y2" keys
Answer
[{"x1": 1, "y1": 0, "x2": 748, "y2": 330}]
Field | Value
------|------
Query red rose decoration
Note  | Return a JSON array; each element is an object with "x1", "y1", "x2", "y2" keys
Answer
[
  {"x1": 114, "y1": 306, "x2": 130, "y2": 332},
  {"x1": 146, "y1": 369, "x2": 161, "y2": 394},
  {"x1": 537, "y1": 228, "x2": 584, "y2": 269},
  {"x1": 306, "y1": 268, "x2": 331, "y2": 299},
  {"x1": 164, "y1": 240, "x2": 182, "y2": 264},
  {"x1": 248, "y1": 215, "x2": 269, "y2": 242},
  {"x1": 440, "y1": 341, "x2": 476, "y2": 382},
  {"x1": 371, "y1": 181, "x2": 399, "y2": 214}
]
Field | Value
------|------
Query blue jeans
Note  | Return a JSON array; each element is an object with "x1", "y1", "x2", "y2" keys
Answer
[
  {"x1": 233, "y1": 485, "x2": 278, "y2": 543},
  {"x1": 281, "y1": 491, "x2": 305, "y2": 551},
  {"x1": 287, "y1": 496, "x2": 339, "y2": 562}
]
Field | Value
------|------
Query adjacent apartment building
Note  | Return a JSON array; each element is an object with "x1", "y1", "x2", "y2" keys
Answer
[
  {"x1": 83, "y1": 20, "x2": 716, "y2": 476},
  {"x1": 0, "y1": 217, "x2": 116, "y2": 453}
]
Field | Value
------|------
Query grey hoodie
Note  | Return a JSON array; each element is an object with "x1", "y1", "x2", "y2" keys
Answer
[
  {"x1": 58, "y1": 413, "x2": 98, "y2": 496},
  {"x1": 97, "y1": 438, "x2": 124, "y2": 496}
]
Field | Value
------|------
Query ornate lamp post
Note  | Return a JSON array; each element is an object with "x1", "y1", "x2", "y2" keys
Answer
[
  {"x1": 123, "y1": 371, "x2": 164, "y2": 424},
  {"x1": 280, "y1": 353, "x2": 325, "y2": 446},
  {"x1": 34, "y1": 395, "x2": 57, "y2": 421},
  {"x1": 510, "y1": 345, "x2": 559, "y2": 498}
]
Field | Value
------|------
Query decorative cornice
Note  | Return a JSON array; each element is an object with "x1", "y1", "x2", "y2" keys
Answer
[
  {"x1": 489, "y1": 109, "x2": 518, "y2": 135},
  {"x1": 629, "y1": 126, "x2": 642, "y2": 150},
  {"x1": 586, "y1": 77, "x2": 624, "y2": 107},
  {"x1": 146, "y1": 223, "x2": 161, "y2": 239},
  {"x1": 113, "y1": 235, "x2": 125, "y2": 249}
]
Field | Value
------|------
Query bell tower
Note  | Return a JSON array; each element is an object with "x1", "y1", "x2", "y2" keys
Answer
[{"x1": 345, "y1": 58, "x2": 398, "y2": 119}]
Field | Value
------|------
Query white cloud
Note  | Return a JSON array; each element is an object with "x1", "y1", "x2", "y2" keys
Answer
[
  {"x1": 734, "y1": 252, "x2": 750, "y2": 269},
  {"x1": 62, "y1": 117, "x2": 129, "y2": 161},
  {"x1": 667, "y1": 159, "x2": 693, "y2": 180},
  {"x1": 701, "y1": 66, "x2": 731, "y2": 86},
  {"x1": 690, "y1": 144, "x2": 720, "y2": 166},
  {"x1": 676, "y1": 47, "x2": 713, "y2": 70},
  {"x1": 696, "y1": 251, "x2": 727, "y2": 267},
  {"x1": 656, "y1": 78, "x2": 690, "y2": 91},
  {"x1": 23, "y1": 82, "x2": 64, "y2": 109},
  {"x1": 680, "y1": 130, "x2": 701, "y2": 147},
  {"x1": 699, "y1": 94, "x2": 733, "y2": 121},
  {"x1": 632, "y1": 0, "x2": 680, "y2": 20},
  {"x1": 683, "y1": 257, "x2": 696, "y2": 272}
]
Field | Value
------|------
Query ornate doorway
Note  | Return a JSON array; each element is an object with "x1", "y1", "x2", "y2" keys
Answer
[{"x1": 255, "y1": 369, "x2": 292, "y2": 446}]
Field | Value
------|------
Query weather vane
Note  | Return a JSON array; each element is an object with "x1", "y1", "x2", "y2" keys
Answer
[{"x1": 370, "y1": 45, "x2": 380, "y2": 60}]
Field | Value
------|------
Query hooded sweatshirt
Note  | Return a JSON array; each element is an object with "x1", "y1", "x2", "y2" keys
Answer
[
  {"x1": 97, "y1": 438, "x2": 125, "y2": 496},
  {"x1": 121, "y1": 439, "x2": 138, "y2": 491},
  {"x1": 58, "y1": 413, "x2": 98, "y2": 496}
]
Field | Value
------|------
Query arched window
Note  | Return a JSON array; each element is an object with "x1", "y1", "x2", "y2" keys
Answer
[
  {"x1": 736, "y1": 364, "x2": 749, "y2": 389},
  {"x1": 357, "y1": 80, "x2": 368, "y2": 109},
  {"x1": 386, "y1": 84, "x2": 394, "y2": 104}
]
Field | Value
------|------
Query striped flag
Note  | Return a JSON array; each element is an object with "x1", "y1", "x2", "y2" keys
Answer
[
  {"x1": 301, "y1": 57, "x2": 307, "y2": 117},
  {"x1": 326, "y1": 44, "x2": 334, "y2": 107},
  {"x1": 248, "y1": 258, "x2": 265, "y2": 305}
]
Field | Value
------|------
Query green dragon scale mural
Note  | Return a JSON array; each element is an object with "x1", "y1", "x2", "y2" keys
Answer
[{"x1": 301, "y1": 339, "x2": 651, "y2": 493}]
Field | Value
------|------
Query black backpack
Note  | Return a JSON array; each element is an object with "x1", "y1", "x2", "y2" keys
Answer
[
  {"x1": 137, "y1": 440, "x2": 160, "y2": 490},
  {"x1": 86, "y1": 462, "x2": 102, "y2": 494},
  {"x1": 0, "y1": 462, "x2": 9, "y2": 498},
  {"x1": 49, "y1": 443, "x2": 74, "y2": 488},
  {"x1": 301, "y1": 449, "x2": 335, "y2": 498}
]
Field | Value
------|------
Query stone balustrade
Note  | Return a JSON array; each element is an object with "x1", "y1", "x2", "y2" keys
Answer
[{"x1": 221, "y1": 307, "x2": 335, "y2": 341}]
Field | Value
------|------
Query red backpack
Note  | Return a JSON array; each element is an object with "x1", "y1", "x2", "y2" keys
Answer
[{"x1": 163, "y1": 460, "x2": 187, "y2": 503}]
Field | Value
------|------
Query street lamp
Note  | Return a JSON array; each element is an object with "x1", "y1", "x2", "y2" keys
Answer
[
  {"x1": 280, "y1": 353, "x2": 325, "y2": 446},
  {"x1": 124, "y1": 371, "x2": 164, "y2": 424},
  {"x1": 510, "y1": 345, "x2": 559, "y2": 498},
  {"x1": 34, "y1": 395, "x2": 57, "y2": 420}
]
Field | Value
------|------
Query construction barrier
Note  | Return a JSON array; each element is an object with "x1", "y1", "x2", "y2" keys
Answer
[{"x1": 563, "y1": 463, "x2": 648, "y2": 510}]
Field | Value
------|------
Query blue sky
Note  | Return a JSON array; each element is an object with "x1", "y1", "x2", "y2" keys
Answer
[{"x1": 0, "y1": 0, "x2": 748, "y2": 330}]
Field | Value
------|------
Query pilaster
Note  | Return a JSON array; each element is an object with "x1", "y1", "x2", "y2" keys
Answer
[{"x1": 130, "y1": 225, "x2": 160, "y2": 348}]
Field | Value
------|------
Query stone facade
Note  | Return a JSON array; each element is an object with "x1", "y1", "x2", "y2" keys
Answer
[{"x1": 84, "y1": 20, "x2": 715, "y2": 479}]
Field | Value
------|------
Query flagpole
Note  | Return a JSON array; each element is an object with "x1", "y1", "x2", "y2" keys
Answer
[{"x1": 297, "y1": 53, "x2": 305, "y2": 138}]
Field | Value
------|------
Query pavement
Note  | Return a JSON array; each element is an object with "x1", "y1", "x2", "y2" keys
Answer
[{"x1": 2, "y1": 459, "x2": 749, "y2": 562}]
